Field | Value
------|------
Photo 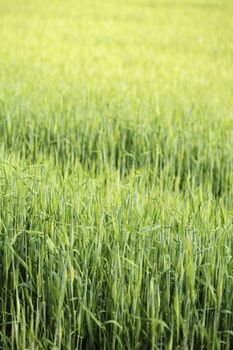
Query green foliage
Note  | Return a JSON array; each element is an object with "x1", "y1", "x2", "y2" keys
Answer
[{"x1": 0, "y1": 0, "x2": 233, "y2": 349}]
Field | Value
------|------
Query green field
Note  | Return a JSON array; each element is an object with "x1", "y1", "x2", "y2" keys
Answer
[{"x1": 0, "y1": 0, "x2": 233, "y2": 349}]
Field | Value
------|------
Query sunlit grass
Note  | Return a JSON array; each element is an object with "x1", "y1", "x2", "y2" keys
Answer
[{"x1": 0, "y1": 0, "x2": 233, "y2": 349}]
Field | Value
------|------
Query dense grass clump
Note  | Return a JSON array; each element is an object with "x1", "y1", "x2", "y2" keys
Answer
[{"x1": 1, "y1": 0, "x2": 233, "y2": 349}]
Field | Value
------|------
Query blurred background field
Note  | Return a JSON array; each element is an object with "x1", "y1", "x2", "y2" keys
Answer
[{"x1": 0, "y1": 0, "x2": 233, "y2": 349}]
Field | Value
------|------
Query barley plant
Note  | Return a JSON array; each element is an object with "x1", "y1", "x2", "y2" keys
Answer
[{"x1": 0, "y1": 0, "x2": 233, "y2": 349}]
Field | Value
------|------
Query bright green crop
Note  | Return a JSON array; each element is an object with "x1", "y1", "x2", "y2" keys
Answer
[{"x1": 0, "y1": 0, "x2": 233, "y2": 349}]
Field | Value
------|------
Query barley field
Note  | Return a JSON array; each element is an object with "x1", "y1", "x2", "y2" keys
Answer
[{"x1": 0, "y1": 0, "x2": 233, "y2": 349}]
